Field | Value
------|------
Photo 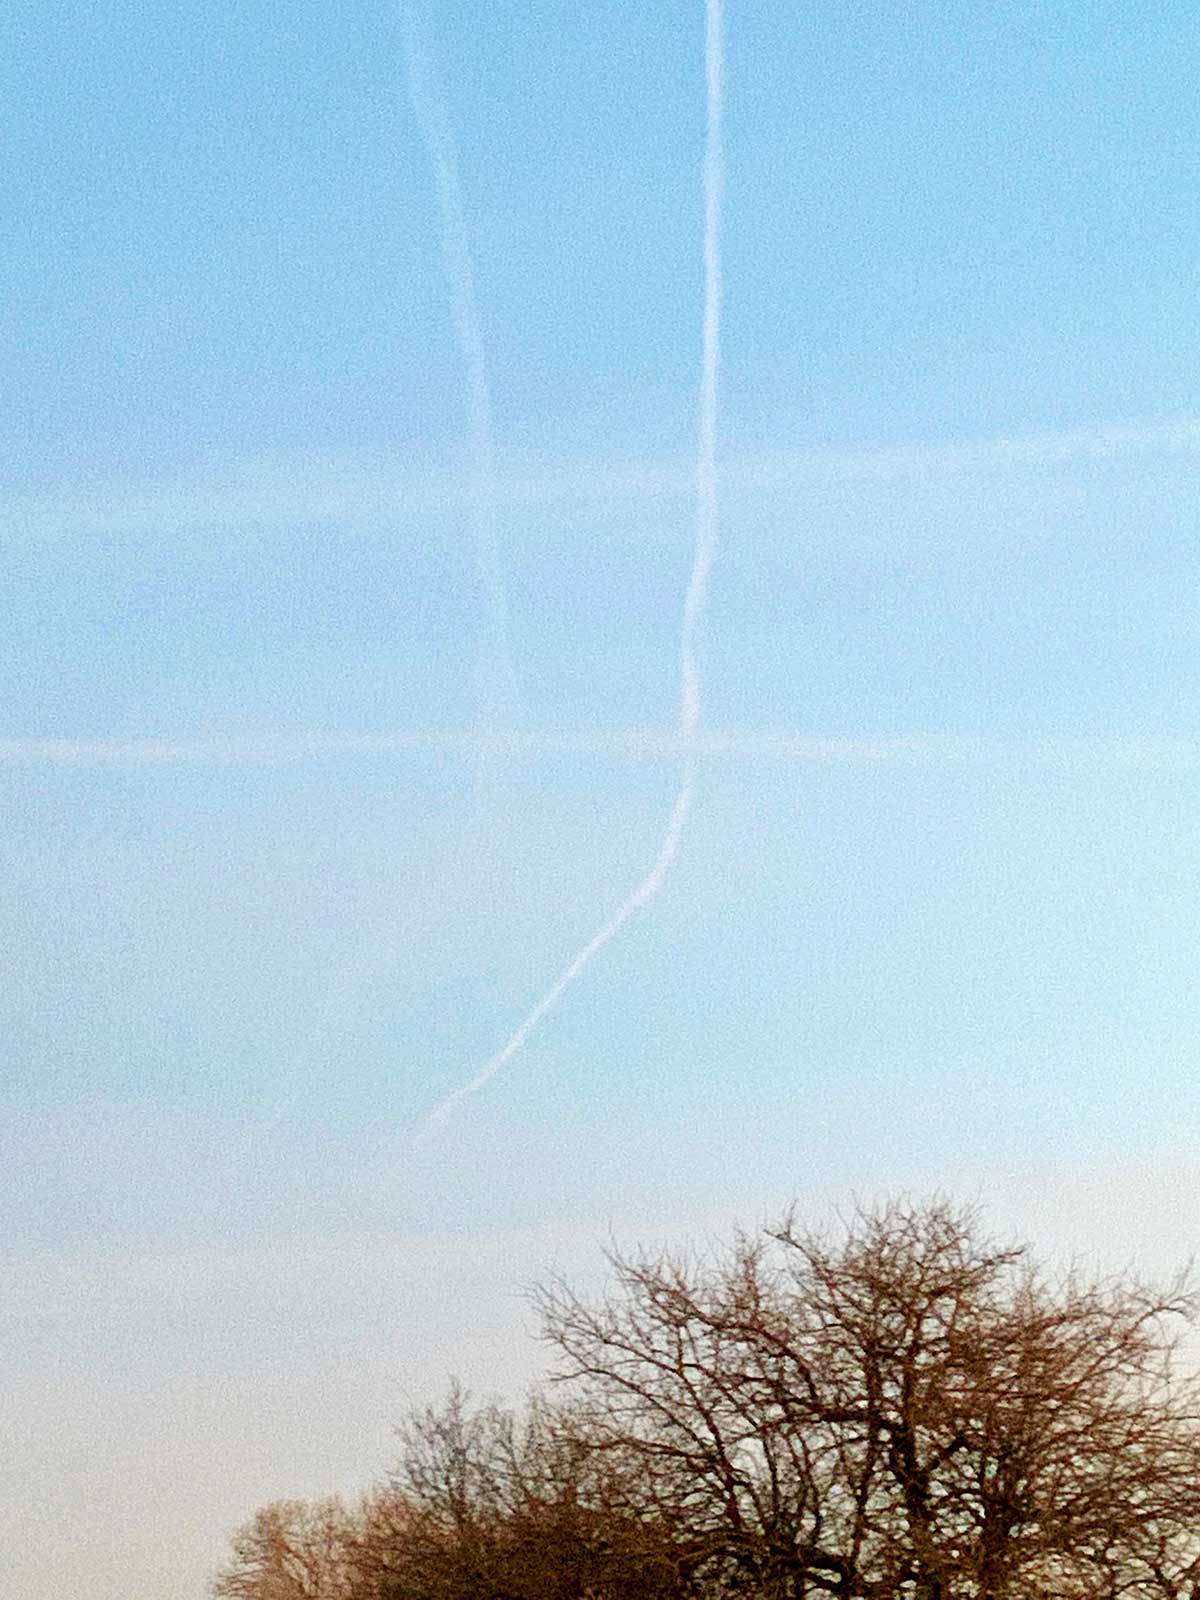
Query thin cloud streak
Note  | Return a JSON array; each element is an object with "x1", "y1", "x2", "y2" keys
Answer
[
  {"x1": 225, "y1": 17, "x2": 523, "y2": 1156},
  {"x1": 402, "y1": 7, "x2": 517, "y2": 717},
  {"x1": 412, "y1": 0, "x2": 726, "y2": 1143},
  {"x1": 8, "y1": 730, "x2": 1200, "y2": 769},
  {"x1": 8, "y1": 417, "x2": 1200, "y2": 543}
]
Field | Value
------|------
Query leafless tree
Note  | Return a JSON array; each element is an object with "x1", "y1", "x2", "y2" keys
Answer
[
  {"x1": 371, "y1": 1382, "x2": 695, "y2": 1599},
  {"x1": 534, "y1": 1197, "x2": 1200, "y2": 1599},
  {"x1": 213, "y1": 1199, "x2": 1200, "y2": 1599},
  {"x1": 213, "y1": 1497, "x2": 362, "y2": 1600}
]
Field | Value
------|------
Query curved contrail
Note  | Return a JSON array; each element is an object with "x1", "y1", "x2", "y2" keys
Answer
[
  {"x1": 414, "y1": 0, "x2": 725, "y2": 1143},
  {"x1": 402, "y1": 7, "x2": 518, "y2": 720}
]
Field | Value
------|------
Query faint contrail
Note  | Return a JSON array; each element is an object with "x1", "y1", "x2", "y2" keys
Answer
[
  {"x1": 414, "y1": 0, "x2": 725, "y2": 1143},
  {"x1": 222, "y1": 15, "x2": 519, "y2": 1153},
  {"x1": 402, "y1": 7, "x2": 518, "y2": 720}
]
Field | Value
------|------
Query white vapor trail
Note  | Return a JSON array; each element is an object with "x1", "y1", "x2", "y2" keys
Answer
[
  {"x1": 402, "y1": 9, "x2": 517, "y2": 718},
  {"x1": 12, "y1": 415, "x2": 1200, "y2": 544},
  {"x1": 15, "y1": 729, "x2": 1200, "y2": 770},
  {"x1": 218, "y1": 15, "x2": 518, "y2": 1152},
  {"x1": 414, "y1": 0, "x2": 725, "y2": 1143}
]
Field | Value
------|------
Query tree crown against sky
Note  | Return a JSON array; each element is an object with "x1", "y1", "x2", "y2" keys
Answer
[{"x1": 215, "y1": 1196, "x2": 1200, "y2": 1600}]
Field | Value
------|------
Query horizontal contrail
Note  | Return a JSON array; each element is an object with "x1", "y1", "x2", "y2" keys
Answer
[
  {"x1": 9, "y1": 730, "x2": 1200, "y2": 768},
  {"x1": 8, "y1": 417, "x2": 1200, "y2": 541},
  {"x1": 412, "y1": 0, "x2": 726, "y2": 1143}
]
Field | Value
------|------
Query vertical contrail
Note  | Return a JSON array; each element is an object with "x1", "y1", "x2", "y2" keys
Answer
[
  {"x1": 414, "y1": 0, "x2": 724, "y2": 1143},
  {"x1": 236, "y1": 14, "x2": 517, "y2": 1151},
  {"x1": 402, "y1": 8, "x2": 518, "y2": 720}
]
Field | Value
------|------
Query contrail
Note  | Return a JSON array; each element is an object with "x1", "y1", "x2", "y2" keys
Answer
[
  {"x1": 14, "y1": 415, "x2": 1200, "y2": 543},
  {"x1": 414, "y1": 0, "x2": 725, "y2": 1143},
  {"x1": 401, "y1": 7, "x2": 518, "y2": 720},
  {"x1": 220, "y1": 14, "x2": 519, "y2": 1155},
  {"x1": 21, "y1": 728, "x2": 1200, "y2": 770}
]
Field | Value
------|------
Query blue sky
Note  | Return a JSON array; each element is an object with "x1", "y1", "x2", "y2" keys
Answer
[{"x1": 5, "y1": 3, "x2": 1200, "y2": 1596}]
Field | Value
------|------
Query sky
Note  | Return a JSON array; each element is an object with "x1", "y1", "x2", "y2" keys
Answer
[{"x1": 4, "y1": 1, "x2": 1200, "y2": 1595}]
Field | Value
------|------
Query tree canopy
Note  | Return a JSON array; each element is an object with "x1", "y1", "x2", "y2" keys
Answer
[{"x1": 214, "y1": 1198, "x2": 1200, "y2": 1599}]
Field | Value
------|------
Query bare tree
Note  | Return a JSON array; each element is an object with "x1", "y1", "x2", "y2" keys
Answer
[
  {"x1": 534, "y1": 1197, "x2": 1200, "y2": 1599},
  {"x1": 212, "y1": 1198, "x2": 1200, "y2": 1599},
  {"x1": 371, "y1": 1383, "x2": 695, "y2": 1599},
  {"x1": 213, "y1": 1498, "x2": 361, "y2": 1600}
]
